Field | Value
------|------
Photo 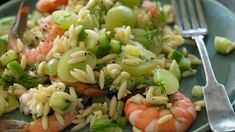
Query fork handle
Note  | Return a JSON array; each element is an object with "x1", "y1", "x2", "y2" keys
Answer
[{"x1": 192, "y1": 35, "x2": 217, "y2": 85}]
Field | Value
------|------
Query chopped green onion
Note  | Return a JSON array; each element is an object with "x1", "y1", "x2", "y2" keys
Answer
[
  {"x1": 0, "y1": 50, "x2": 18, "y2": 66},
  {"x1": 214, "y1": 36, "x2": 235, "y2": 54},
  {"x1": 99, "y1": 33, "x2": 110, "y2": 45},
  {"x1": 4, "y1": 94, "x2": 19, "y2": 113},
  {"x1": 192, "y1": 85, "x2": 203, "y2": 98}
]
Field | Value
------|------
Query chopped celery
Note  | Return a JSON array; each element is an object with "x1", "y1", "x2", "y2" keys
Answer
[
  {"x1": 0, "y1": 38, "x2": 8, "y2": 55},
  {"x1": 0, "y1": 50, "x2": 18, "y2": 66},
  {"x1": 0, "y1": 96, "x2": 6, "y2": 116},
  {"x1": 153, "y1": 69, "x2": 179, "y2": 95},
  {"x1": 116, "y1": 117, "x2": 127, "y2": 129},
  {"x1": 214, "y1": 36, "x2": 235, "y2": 54},
  {"x1": 4, "y1": 94, "x2": 19, "y2": 113},
  {"x1": 192, "y1": 85, "x2": 203, "y2": 98},
  {"x1": 57, "y1": 48, "x2": 97, "y2": 83},
  {"x1": 179, "y1": 57, "x2": 192, "y2": 71},
  {"x1": 78, "y1": 27, "x2": 87, "y2": 41},
  {"x1": 169, "y1": 60, "x2": 181, "y2": 80},
  {"x1": 168, "y1": 50, "x2": 183, "y2": 62},
  {"x1": 51, "y1": 10, "x2": 77, "y2": 30},
  {"x1": 7, "y1": 61, "x2": 24, "y2": 80},
  {"x1": 110, "y1": 39, "x2": 121, "y2": 54},
  {"x1": 49, "y1": 91, "x2": 71, "y2": 111},
  {"x1": 87, "y1": 39, "x2": 98, "y2": 54},
  {"x1": 44, "y1": 59, "x2": 59, "y2": 76}
]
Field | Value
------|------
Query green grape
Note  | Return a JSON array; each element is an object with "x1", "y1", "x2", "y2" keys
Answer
[
  {"x1": 105, "y1": 6, "x2": 135, "y2": 31},
  {"x1": 57, "y1": 48, "x2": 97, "y2": 83},
  {"x1": 44, "y1": 59, "x2": 59, "y2": 76},
  {"x1": 119, "y1": 0, "x2": 140, "y2": 7},
  {"x1": 49, "y1": 91, "x2": 71, "y2": 111},
  {"x1": 153, "y1": 69, "x2": 179, "y2": 95},
  {"x1": 51, "y1": 10, "x2": 77, "y2": 30}
]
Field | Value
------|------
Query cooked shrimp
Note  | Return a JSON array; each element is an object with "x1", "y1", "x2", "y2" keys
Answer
[
  {"x1": 142, "y1": 0, "x2": 158, "y2": 16},
  {"x1": 36, "y1": 0, "x2": 68, "y2": 13},
  {"x1": 50, "y1": 77, "x2": 106, "y2": 97},
  {"x1": 124, "y1": 92, "x2": 196, "y2": 132},
  {"x1": 8, "y1": 3, "x2": 65, "y2": 65}
]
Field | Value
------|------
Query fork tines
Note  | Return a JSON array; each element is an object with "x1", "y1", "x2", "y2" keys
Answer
[{"x1": 171, "y1": 0, "x2": 208, "y2": 37}]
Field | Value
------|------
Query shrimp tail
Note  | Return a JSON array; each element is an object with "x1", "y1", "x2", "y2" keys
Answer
[
  {"x1": 8, "y1": 1, "x2": 29, "y2": 51},
  {"x1": 0, "y1": 120, "x2": 28, "y2": 132}
]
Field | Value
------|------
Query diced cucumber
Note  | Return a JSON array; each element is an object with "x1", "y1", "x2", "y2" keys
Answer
[
  {"x1": 116, "y1": 117, "x2": 127, "y2": 129},
  {"x1": 96, "y1": 44, "x2": 111, "y2": 58},
  {"x1": 169, "y1": 60, "x2": 181, "y2": 80},
  {"x1": 87, "y1": 39, "x2": 98, "y2": 54},
  {"x1": 4, "y1": 94, "x2": 19, "y2": 113},
  {"x1": 0, "y1": 38, "x2": 8, "y2": 55},
  {"x1": 110, "y1": 39, "x2": 121, "y2": 54},
  {"x1": 90, "y1": 118, "x2": 121, "y2": 132},
  {"x1": 179, "y1": 57, "x2": 192, "y2": 71},
  {"x1": 0, "y1": 96, "x2": 6, "y2": 116},
  {"x1": 116, "y1": 57, "x2": 159, "y2": 76},
  {"x1": 0, "y1": 50, "x2": 18, "y2": 66},
  {"x1": 44, "y1": 59, "x2": 59, "y2": 76},
  {"x1": 6, "y1": 61, "x2": 25, "y2": 80},
  {"x1": 192, "y1": 85, "x2": 203, "y2": 98},
  {"x1": 78, "y1": 27, "x2": 87, "y2": 41},
  {"x1": 153, "y1": 69, "x2": 179, "y2": 95},
  {"x1": 214, "y1": 36, "x2": 235, "y2": 54},
  {"x1": 57, "y1": 48, "x2": 97, "y2": 83},
  {"x1": 99, "y1": 33, "x2": 110, "y2": 45},
  {"x1": 168, "y1": 50, "x2": 183, "y2": 62}
]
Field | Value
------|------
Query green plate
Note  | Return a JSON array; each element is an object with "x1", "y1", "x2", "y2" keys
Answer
[{"x1": 1, "y1": 0, "x2": 235, "y2": 131}]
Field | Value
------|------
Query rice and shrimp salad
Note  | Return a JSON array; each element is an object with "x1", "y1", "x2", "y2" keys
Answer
[{"x1": 0, "y1": 0, "x2": 205, "y2": 131}]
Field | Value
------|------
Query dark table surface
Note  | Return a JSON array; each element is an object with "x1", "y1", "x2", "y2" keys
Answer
[{"x1": 0, "y1": 0, "x2": 235, "y2": 14}]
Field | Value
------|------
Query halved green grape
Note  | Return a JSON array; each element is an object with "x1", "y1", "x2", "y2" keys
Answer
[
  {"x1": 119, "y1": 0, "x2": 140, "y2": 7},
  {"x1": 116, "y1": 57, "x2": 159, "y2": 76},
  {"x1": 44, "y1": 59, "x2": 59, "y2": 76},
  {"x1": 51, "y1": 10, "x2": 77, "y2": 30},
  {"x1": 49, "y1": 91, "x2": 71, "y2": 111},
  {"x1": 153, "y1": 69, "x2": 179, "y2": 95},
  {"x1": 105, "y1": 6, "x2": 135, "y2": 31},
  {"x1": 57, "y1": 48, "x2": 97, "y2": 83}
]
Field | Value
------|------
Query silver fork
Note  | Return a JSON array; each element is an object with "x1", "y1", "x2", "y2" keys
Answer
[{"x1": 171, "y1": 0, "x2": 235, "y2": 131}]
